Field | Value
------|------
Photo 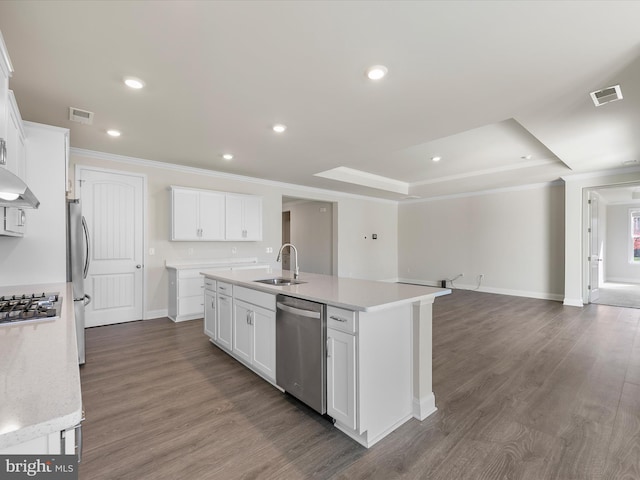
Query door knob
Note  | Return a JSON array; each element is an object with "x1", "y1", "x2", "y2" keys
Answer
[{"x1": 136, "y1": 264, "x2": 142, "y2": 269}]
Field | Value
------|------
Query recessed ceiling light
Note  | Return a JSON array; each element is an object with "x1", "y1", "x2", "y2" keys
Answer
[
  {"x1": 366, "y1": 65, "x2": 388, "y2": 80},
  {"x1": 124, "y1": 77, "x2": 145, "y2": 89},
  {"x1": 272, "y1": 124, "x2": 287, "y2": 133},
  {"x1": 222, "y1": 153, "x2": 234, "y2": 161},
  {"x1": 521, "y1": 154, "x2": 532, "y2": 160},
  {"x1": 431, "y1": 156, "x2": 442, "y2": 162},
  {"x1": 107, "y1": 129, "x2": 121, "y2": 137}
]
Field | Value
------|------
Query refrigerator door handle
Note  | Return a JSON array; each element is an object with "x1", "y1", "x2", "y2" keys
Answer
[
  {"x1": 83, "y1": 294, "x2": 92, "y2": 307},
  {"x1": 82, "y1": 216, "x2": 90, "y2": 279}
]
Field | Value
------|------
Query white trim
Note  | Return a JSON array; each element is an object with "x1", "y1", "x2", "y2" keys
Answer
[
  {"x1": 401, "y1": 180, "x2": 563, "y2": 204},
  {"x1": 145, "y1": 309, "x2": 168, "y2": 320},
  {"x1": 0, "y1": 29, "x2": 14, "y2": 76},
  {"x1": 413, "y1": 393, "x2": 437, "y2": 421},
  {"x1": 411, "y1": 158, "x2": 558, "y2": 187},
  {"x1": 70, "y1": 147, "x2": 398, "y2": 205},
  {"x1": 561, "y1": 165, "x2": 640, "y2": 182},
  {"x1": 605, "y1": 277, "x2": 640, "y2": 284},
  {"x1": 314, "y1": 166, "x2": 409, "y2": 195},
  {"x1": 397, "y1": 277, "x2": 564, "y2": 302},
  {"x1": 563, "y1": 298, "x2": 585, "y2": 307},
  {"x1": 75, "y1": 164, "x2": 148, "y2": 323},
  {"x1": 23, "y1": 121, "x2": 69, "y2": 134}
]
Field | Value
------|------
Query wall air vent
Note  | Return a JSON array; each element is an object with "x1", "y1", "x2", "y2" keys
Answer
[
  {"x1": 69, "y1": 107, "x2": 94, "y2": 125},
  {"x1": 590, "y1": 85, "x2": 623, "y2": 107}
]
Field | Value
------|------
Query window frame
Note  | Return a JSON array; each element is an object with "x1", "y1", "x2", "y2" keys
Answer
[{"x1": 630, "y1": 208, "x2": 640, "y2": 265}]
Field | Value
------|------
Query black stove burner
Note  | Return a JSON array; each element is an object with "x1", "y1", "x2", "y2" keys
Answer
[{"x1": 0, "y1": 292, "x2": 61, "y2": 325}]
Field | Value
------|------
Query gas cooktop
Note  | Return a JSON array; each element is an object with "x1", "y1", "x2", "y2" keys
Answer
[{"x1": 0, "y1": 292, "x2": 61, "y2": 325}]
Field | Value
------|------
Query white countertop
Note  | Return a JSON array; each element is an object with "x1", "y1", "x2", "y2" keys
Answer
[
  {"x1": 166, "y1": 257, "x2": 269, "y2": 270},
  {"x1": 201, "y1": 268, "x2": 451, "y2": 312},
  {"x1": 0, "y1": 282, "x2": 83, "y2": 450}
]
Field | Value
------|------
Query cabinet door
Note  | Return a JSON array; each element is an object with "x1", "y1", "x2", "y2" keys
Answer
[
  {"x1": 0, "y1": 47, "x2": 8, "y2": 152},
  {"x1": 327, "y1": 328, "x2": 357, "y2": 429},
  {"x1": 5, "y1": 92, "x2": 23, "y2": 177},
  {"x1": 199, "y1": 191, "x2": 225, "y2": 240},
  {"x1": 225, "y1": 194, "x2": 244, "y2": 240},
  {"x1": 204, "y1": 290, "x2": 217, "y2": 339},
  {"x1": 243, "y1": 196, "x2": 263, "y2": 241},
  {"x1": 232, "y1": 299, "x2": 253, "y2": 365},
  {"x1": 171, "y1": 188, "x2": 200, "y2": 240},
  {"x1": 216, "y1": 294, "x2": 233, "y2": 351},
  {"x1": 252, "y1": 305, "x2": 275, "y2": 381}
]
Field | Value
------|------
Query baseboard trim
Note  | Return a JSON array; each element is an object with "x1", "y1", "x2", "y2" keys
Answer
[
  {"x1": 606, "y1": 277, "x2": 640, "y2": 285},
  {"x1": 413, "y1": 393, "x2": 437, "y2": 421},
  {"x1": 563, "y1": 298, "x2": 585, "y2": 307},
  {"x1": 397, "y1": 278, "x2": 563, "y2": 301},
  {"x1": 145, "y1": 309, "x2": 168, "y2": 320}
]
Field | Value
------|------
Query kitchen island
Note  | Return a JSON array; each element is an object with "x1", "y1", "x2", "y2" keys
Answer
[
  {"x1": 0, "y1": 283, "x2": 83, "y2": 454},
  {"x1": 200, "y1": 268, "x2": 450, "y2": 448}
]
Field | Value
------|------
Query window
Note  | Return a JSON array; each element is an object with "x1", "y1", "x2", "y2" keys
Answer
[{"x1": 632, "y1": 209, "x2": 640, "y2": 263}]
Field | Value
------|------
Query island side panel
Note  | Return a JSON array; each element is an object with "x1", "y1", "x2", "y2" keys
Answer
[
  {"x1": 358, "y1": 304, "x2": 413, "y2": 444},
  {"x1": 412, "y1": 297, "x2": 437, "y2": 420}
]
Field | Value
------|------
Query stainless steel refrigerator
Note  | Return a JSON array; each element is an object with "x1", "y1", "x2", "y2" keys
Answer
[{"x1": 67, "y1": 199, "x2": 91, "y2": 365}]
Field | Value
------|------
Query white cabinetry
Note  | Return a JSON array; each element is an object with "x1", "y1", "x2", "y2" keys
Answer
[
  {"x1": 232, "y1": 286, "x2": 276, "y2": 381},
  {"x1": 170, "y1": 186, "x2": 262, "y2": 242},
  {"x1": 1, "y1": 427, "x2": 78, "y2": 456},
  {"x1": 215, "y1": 282, "x2": 233, "y2": 351},
  {"x1": 170, "y1": 186, "x2": 225, "y2": 241},
  {"x1": 1, "y1": 92, "x2": 26, "y2": 236},
  {"x1": 326, "y1": 306, "x2": 357, "y2": 430},
  {"x1": 225, "y1": 193, "x2": 262, "y2": 241},
  {"x1": 203, "y1": 278, "x2": 216, "y2": 339},
  {"x1": 0, "y1": 31, "x2": 11, "y2": 168},
  {"x1": 168, "y1": 268, "x2": 205, "y2": 322}
]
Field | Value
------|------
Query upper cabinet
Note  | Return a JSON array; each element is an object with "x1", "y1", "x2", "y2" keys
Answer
[
  {"x1": 171, "y1": 187, "x2": 225, "y2": 241},
  {"x1": 0, "y1": 30, "x2": 14, "y2": 171},
  {"x1": 170, "y1": 186, "x2": 262, "y2": 242},
  {"x1": 225, "y1": 193, "x2": 262, "y2": 241}
]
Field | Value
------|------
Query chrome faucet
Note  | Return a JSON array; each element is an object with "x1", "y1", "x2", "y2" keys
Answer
[{"x1": 277, "y1": 243, "x2": 299, "y2": 279}]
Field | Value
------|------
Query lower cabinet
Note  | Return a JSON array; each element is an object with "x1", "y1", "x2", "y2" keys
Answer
[
  {"x1": 326, "y1": 327, "x2": 357, "y2": 430},
  {"x1": 216, "y1": 293, "x2": 233, "y2": 351},
  {"x1": 232, "y1": 298, "x2": 276, "y2": 381},
  {"x1": 0, "y1": 426, "x2": 79, "y2": 456},
  {"x1": 204, "y1": 289, "x2": 216, "y2": 340}
]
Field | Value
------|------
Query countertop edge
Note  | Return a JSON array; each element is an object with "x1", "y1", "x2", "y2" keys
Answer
[{"x1": 201, "y1": 270, "x2": 451, "y2": 312}]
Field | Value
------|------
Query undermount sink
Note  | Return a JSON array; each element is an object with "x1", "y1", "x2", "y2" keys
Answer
[{"x1": 254, "y1": 277, "x2": 307, "y2": 286}]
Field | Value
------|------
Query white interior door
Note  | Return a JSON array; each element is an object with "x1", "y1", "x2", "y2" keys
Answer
[
  {"x1": 589, "y1": 193, "x2": 600, "y2": 303},
  {"x1": 79, "y1": 167, "x2": 145, "y2": 327}
]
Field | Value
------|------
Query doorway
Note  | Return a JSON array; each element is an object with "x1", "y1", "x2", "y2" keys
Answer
[
  {"x1": 586, "y1": 184, "x2": 640, "y2": 309},
  {"x1": 281, "y1": 197, "x2": 336, "y2": 275},
  {"x1": 77, "y1": 166, "x2": 146, "y2": 326}
]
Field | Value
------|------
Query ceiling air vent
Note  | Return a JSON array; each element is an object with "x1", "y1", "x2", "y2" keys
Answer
[
  {"x1": 590, "y1": 85, "x2": 623, "y2": 107},
  {"x1": 69, "y1": 107, "x2": 94, "y2": 125}
]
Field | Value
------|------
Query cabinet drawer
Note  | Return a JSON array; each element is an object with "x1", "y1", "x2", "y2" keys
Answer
[
  {"x1": 178, "y1": 277, "x2": 203, "y2": 296},
  {"x1": 217, "y1": 282, "x2": 233, "y2": 296},
  {"x1": 327, "y1": 305, "x2": 357, "y2": 333},
  {"x1": 178, "y1": 296, "x2": 204, "y2": 316},
  {"x1": 234, "y1": 286, "x2": 275, "y2": 311},
  {"x1": 204, "y1": 278, "x2": 216, "y2": 292}
]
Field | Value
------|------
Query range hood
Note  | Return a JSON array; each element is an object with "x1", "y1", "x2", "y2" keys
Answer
[{"x1": 0, "y1": 167, "x2": 40, "y2": 209}]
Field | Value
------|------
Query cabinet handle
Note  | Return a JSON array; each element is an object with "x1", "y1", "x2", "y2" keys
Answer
[
  {"x1": 17, "y1": 209, "x2": 25, "y2": 227},
  {"x1": 0, "y1": 138, "x2": 6, "y2": 166},
  {"x1": 330, "y1": 315, "x2": 347, "y2": 323},
  {"x1": 326, "y1": 338, "x2": 331, "y2": 358}
]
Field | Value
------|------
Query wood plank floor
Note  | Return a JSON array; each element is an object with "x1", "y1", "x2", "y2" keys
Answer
[{"x1": 78, "y1": 290, "x2": 640, "y2": 480}]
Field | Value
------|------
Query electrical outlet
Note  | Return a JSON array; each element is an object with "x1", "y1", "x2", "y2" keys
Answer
[
  {"x1": 148, "y1": 247, "x2": 155, "y2": 256},
  {"x1": 265, "y1": 247, "x2": 273, "y2": 254}
]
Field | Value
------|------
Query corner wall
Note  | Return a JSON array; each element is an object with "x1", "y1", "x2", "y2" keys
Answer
[{"x1": 398, "y1": 183, "x2": 565, "y2": 300}]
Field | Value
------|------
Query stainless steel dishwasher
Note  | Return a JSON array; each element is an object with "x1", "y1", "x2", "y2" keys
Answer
[{"x1": 276, "y1": 295, "x2": 326, "y2": 414}]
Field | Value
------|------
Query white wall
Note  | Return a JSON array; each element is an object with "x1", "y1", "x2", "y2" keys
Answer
[
  {"x1": 606, "y1": 203, "x2": 640, "y2": 283},
  {"x1": 283, "y1": 200, "x2": 333, "y2": 275},
  {"x1": 398, "y1": 183, "x2": 565, "y2": 300},
  {"x1": 70, "y1": 150, "x2": 398, "y2": 316},
  {"x1": 0, "y1": 123, "x2": 68, "y2": 287}
]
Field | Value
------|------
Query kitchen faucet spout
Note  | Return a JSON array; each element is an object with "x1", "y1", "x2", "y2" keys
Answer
[{"x1": 277, "y1": 243, "x2": 299, "y2": 279}]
